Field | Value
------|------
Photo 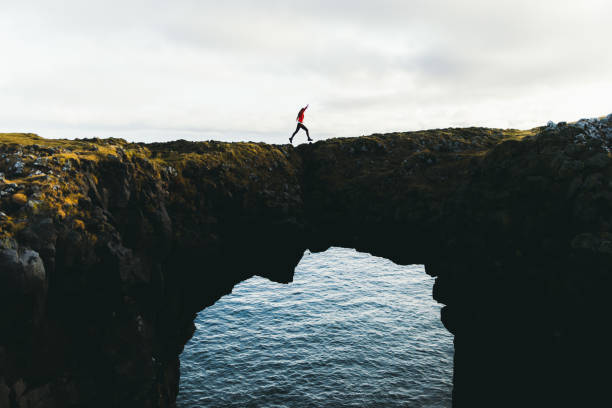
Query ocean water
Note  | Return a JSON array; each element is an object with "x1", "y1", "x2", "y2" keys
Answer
[{"x1": 177, "y1": 247, "x2": 454, "y2": 407}]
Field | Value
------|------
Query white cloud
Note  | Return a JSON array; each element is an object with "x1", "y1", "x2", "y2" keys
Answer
[{"x1": 0, "y1": 0, "x2": 610, "y2": 144}]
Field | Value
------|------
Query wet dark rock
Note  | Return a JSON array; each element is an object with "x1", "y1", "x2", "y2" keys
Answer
[
  {"x1": 585, "y1": 152, "x2": 610, "y2": 169},
  {"x1": 0, "y1": 383, "x2": 8, "y2": 408}
]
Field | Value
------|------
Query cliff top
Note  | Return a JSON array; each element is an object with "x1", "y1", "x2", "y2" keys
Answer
[
  {"x1": 1, "y1": 115, "x2": 611, "y2": 246},
  {"x1": 0, "y1": 125, "x2": 532, "y2": 238}
]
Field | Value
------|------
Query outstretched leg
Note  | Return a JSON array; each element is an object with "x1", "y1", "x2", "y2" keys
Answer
[
  {"x1": 290, "y1": 124, "x2": 300, "y2": 143},
  {"x1": 292, "y1": 124, "x2": 301, "y2": 137},
  {"x1": 301, "y1": 124, "x2": 312, "y2": 141}
]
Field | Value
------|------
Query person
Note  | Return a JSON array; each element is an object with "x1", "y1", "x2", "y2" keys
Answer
[{"x1": 290, "y1": 104, "x2": 313, "y2": 144}]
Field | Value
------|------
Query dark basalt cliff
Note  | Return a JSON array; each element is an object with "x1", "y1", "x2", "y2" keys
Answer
[{"x1": 1, "y1": 117, "x2": 611, "y2": 407}]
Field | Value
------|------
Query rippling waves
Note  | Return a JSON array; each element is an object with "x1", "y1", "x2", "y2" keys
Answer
[{"x1": 177, "y1": 247, "x2": 454, "y2": 407}]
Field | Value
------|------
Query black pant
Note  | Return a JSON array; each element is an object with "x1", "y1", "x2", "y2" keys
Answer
[{"x1": 291, "y1": 123, "x2": 310, "y2": 139}]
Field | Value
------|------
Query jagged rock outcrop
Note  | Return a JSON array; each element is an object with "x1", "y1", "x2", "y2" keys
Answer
[{"x1": 1, "y1": 116, "x2": 611, "y2": 407}]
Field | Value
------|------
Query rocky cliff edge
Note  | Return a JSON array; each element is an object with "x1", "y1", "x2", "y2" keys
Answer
[{"x1": 1, "y1": 116, "x2": 612, "y2": 407}]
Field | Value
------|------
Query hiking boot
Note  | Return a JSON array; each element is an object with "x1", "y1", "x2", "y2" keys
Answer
[
  {"x1": 289, "y1": 137, "x2": 293, "y2": 144},
  {"x1": 307, "y1": 138, "x2": 313, "y2": 142}
]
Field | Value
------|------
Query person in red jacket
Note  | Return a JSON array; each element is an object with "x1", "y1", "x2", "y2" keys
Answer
[{"x1": 290, "y1": 104, "x2": 313, "y2": 144}]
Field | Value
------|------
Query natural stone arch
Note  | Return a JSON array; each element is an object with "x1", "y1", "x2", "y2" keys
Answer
[{"x1": 1, "y1": 118, "x2": 611, "y2": 407}]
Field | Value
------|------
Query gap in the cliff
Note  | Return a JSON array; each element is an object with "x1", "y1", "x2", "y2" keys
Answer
[{"x1": 177, "y1": 247, "x2": 454, "y2": 408}]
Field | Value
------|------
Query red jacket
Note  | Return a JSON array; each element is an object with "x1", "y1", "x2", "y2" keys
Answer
[{"x1": 297, "y1": 108, "x2": 306, "y2": 123}]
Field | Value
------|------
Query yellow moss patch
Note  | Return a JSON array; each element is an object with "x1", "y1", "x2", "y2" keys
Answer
[
  {"x1": 11, "y1": 193, "x2": 27, "y2": 205},
  {"x1": 63, "y1": 194, "x2": 81, "y2": 206},
  {"x1": 55, "y1": 152, "x2": 80, "y2": 162},
  {"x1": 73, "y1": 219, "x2": 85, "y2": 231}
]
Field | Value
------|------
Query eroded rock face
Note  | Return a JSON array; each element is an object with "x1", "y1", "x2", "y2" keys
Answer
[{"x1": 1, "y1": 119, "x2": 611, "y2": 407}]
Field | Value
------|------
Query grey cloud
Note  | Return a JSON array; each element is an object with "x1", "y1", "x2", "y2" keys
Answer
[{"x1": 0, "y1": 0, "x2": 611, "y2": 142}]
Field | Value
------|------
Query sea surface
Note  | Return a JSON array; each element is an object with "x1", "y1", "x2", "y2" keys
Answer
[{"x1": 177, "y1": 247, "x2": 454, "y2": 407}]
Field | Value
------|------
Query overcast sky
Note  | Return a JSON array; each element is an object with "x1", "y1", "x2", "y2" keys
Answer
[{"x1": 1, "y1": 0, "x2": 611, "y2": 144}]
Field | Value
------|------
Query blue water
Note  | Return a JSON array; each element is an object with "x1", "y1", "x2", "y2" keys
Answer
[{"x1": 177, "y1": 247, "x2": 454, "y2": 407}]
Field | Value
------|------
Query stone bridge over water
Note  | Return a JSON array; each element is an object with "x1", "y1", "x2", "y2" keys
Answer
[{"x1": 1, "y1": 117, "x2": 611, "y2": 407}]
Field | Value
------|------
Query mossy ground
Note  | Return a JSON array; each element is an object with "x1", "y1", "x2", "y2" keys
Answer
[
  {"x1": 299, "y1": 126, "x2": 540, "y2": 204},
  {"x1": 0, "y1": 134, "x2": 300, "y2": 242},
  {"x1": 0, "y1": 126, "x2": 538, "y2": 241}
]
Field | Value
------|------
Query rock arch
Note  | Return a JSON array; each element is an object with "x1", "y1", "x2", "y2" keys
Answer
[{"x1": 1, "y1": 119, "x2": 611, "y2": 407}]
